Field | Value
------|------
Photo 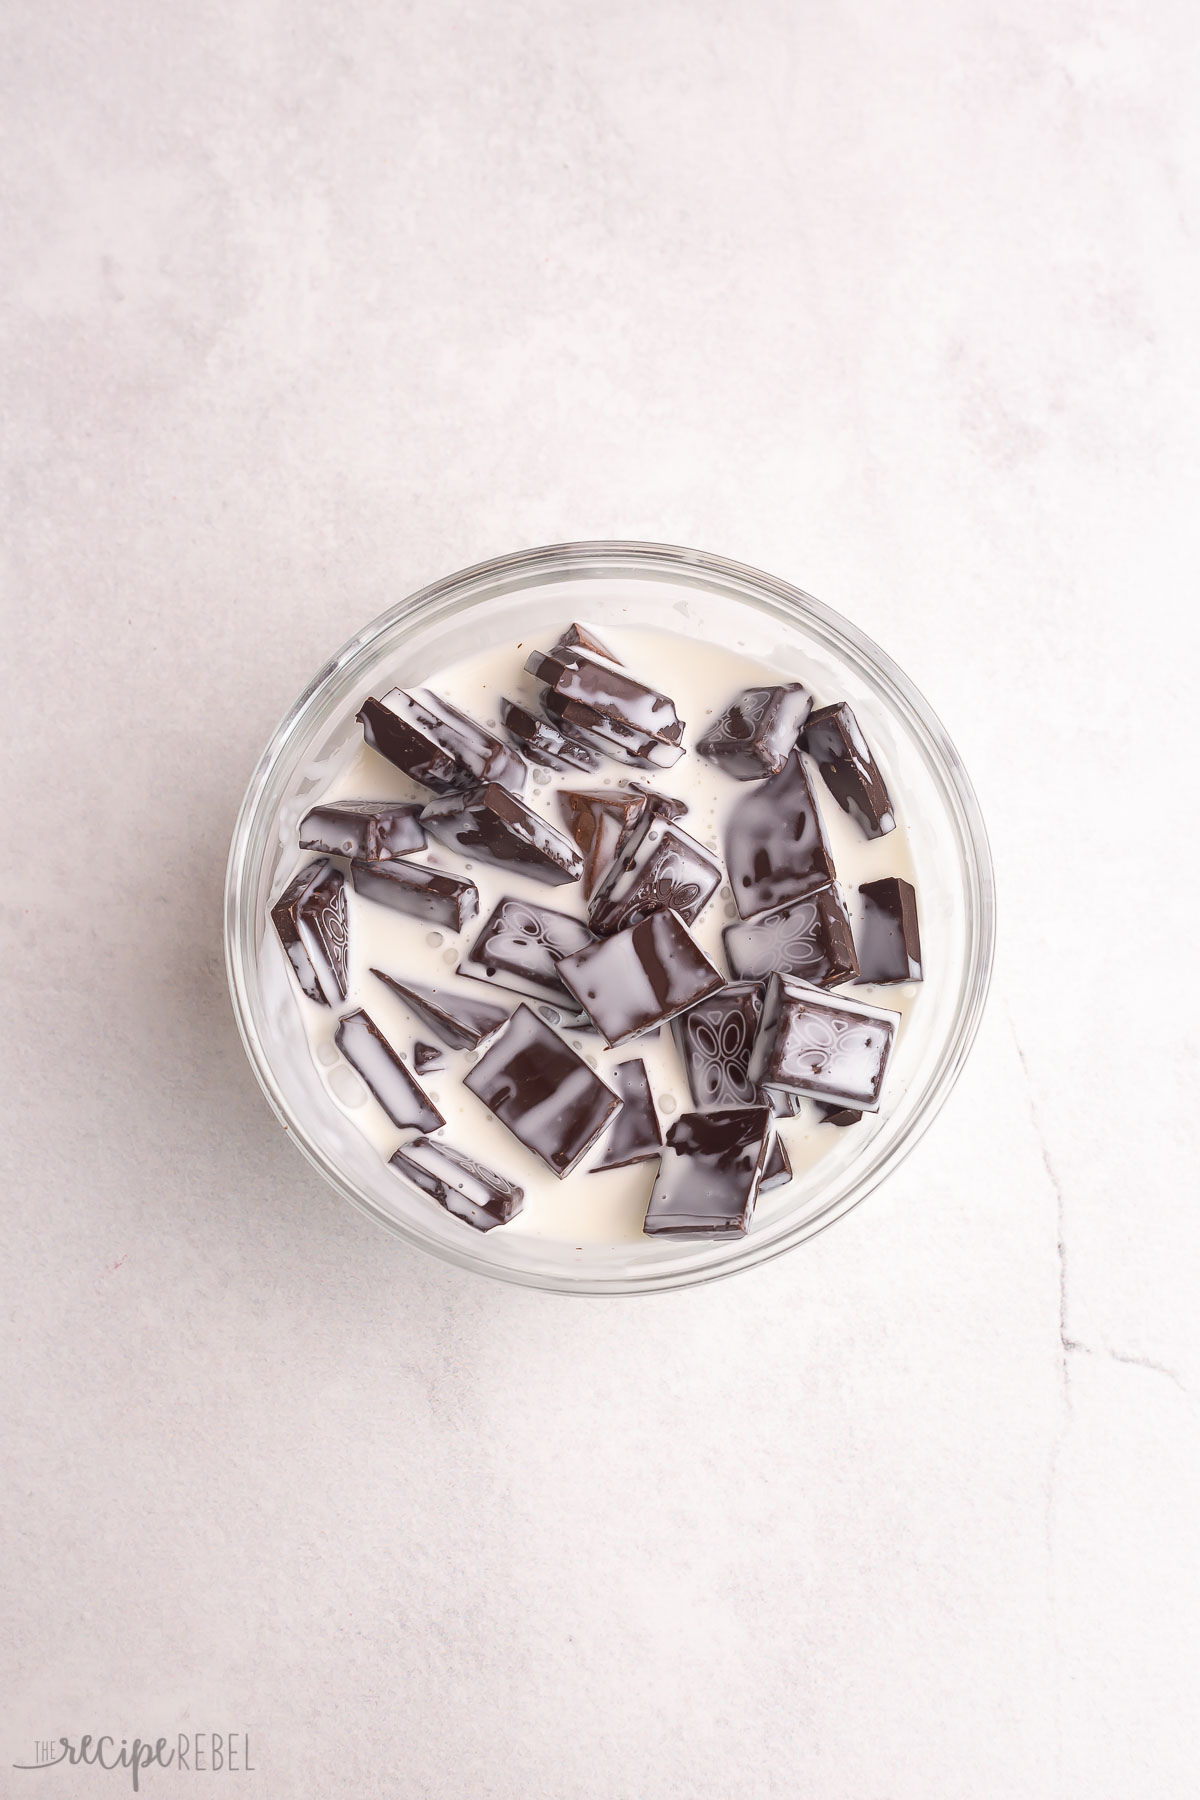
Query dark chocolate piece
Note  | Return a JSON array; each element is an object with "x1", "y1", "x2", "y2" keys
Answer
[
  {"x1": 420, "y1": 785, "x2": 583, "y2": 887},
  {"x1": 459, "y1": 898, "x2": 594, "y2": 1010},
  {"x1": 299, "y1": 799, "x2": 425, "y2": 861},
  {"x1": 537, "y1": 687, "x2": 684, "y2": 770},
  {"x1": 816, "y1": 1102, "x2": 862, "y2": 1127},
  {"x1": 499, "y1": 698, "x2": 599, "y2": 773},
  {"x1": 555, "y1": 910, "x2": 724, "y2": 1047},
  {"x1": 588, "y1": 812, "x2": 721, "y2": 936},
  {"x1": 802, "y1": 702, "x2": 896, "y2": 838},
  {"x1": 413, "y1": 1041, "x2": 445, "y2": 1073},
  {"x1": 271, "y1": 860, "x2": 349, "y2": 1006},
  {"x1": 464, "y1": 1004, "x2": 620, "y2": 1178},
  {"x1": 643, "y1": 1105, "x2": 772, "y2": 1237},
  {"x1": 672, "y1": 981, "x2": 776, "y2": 1109},
  {"x1": 528, "y1": 645, "x2": 685, "y2": 768},
  {"x1": 334, "y1": 1009, "x2": 444, "y2": 1131},
  {"x1": 390, "y1": 1135, "x2": 523, "y2": 1232},
  {"x1": 855, "y1": 877, "x2": 922, "y2": 983},
  {"x1": 747, "y1": 975, "x2": 899, "y2": 1111},
  {"x1": 350, "y1": 857, "x2": 478, "y2": 931},
  {"x1": 369, "y1": 969, "x2": 510, "y2": 1050},
  {"x1": 723, "y1": 885, "x2": 858, "y2": 987},
  {"x1": 697, "y1": 683, "x2": 813, "y2": 780},
  {"x1": 590, "y1": 1059, "x2": 662, "y2": 1171},
  {"x1": 759, "y1": 1132, "x2": 793, "y2": 1191},
  {"x1": 557, "y1": 787, "x2": 647, "y2": 899},
  {"x1": 624, "y1": 781, "x2": 687, "y2": 821},
  {"x1": 551, "y1": 622, "x2": 623, "y2": 664},
  {"x1": 357, "y1": 688, "x2": 526, "y2": 795},
  {"x1": 725, "y1": 750, "x2": 837, "y2": 919}
]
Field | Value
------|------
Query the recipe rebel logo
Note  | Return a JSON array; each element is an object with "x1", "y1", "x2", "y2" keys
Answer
[{"x1": 13, "y1": 1732, "x2": 256, "y2": 1790}]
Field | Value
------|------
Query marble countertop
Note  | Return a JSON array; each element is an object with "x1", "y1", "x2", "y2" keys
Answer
[{"x1": 3, "y1": 1, "x2": 1197, "y2": 1794}]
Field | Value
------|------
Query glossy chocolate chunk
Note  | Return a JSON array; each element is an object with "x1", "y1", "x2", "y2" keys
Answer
[
  {"x1": 369, "y1": 969, "x2": 510, "y2": 1051},
  {"x1": 643, "y1": 1105, "x2": 772, "y2": 1237},
  {"x1": 551, "y1": 621, "x2": 623, "y2": 664},
  {"x1": 528, "y1": 646, "x2": 686, "y2": 768},
  {"x1": 802, "y1": 702, "x2": 896, "y2": 838},
  {"x1": 350, "y1": 857, "x2": 478, "y2": 931},
  {"x1": 816, "y1": 1102, "x2": 862, "y2": 1126},
  {"x1": 672, "y1": 981, "x2": 774, "y2": 1109},
  {"x1": 725, "y1": 750, "x2": 837, "y2": 919},
  {"x1": 499, "y1": 698, "x2": 599, "y2": 773},
  {"x1": 855, "y1": 877, "x2": 923, "y2": 983},
  {"x1": 589, "y1": 813, "x2": 721, "y2": 936},
  {"x1": 420, "y1": 785, "x2": 583, "y2": 886},
  {"x1": 697, "y1": 682, "x2": 813, "y2": 780},
  {"x1": 590, "y1": 1059, "x2": 662, "y2": 1172},
  {"x1": 624, "y1": 781, "x2": 688, "y2": 821},
  {"x1": 723, "y1": 885, "x2": 858, "y2": 987},
  {"x1": 271, "y1": 860, "x2": 349, "y2": 1006},
  {"x1": 413, "y1": 1041, "x2": 445, "y2": 1073},
  {"x1": 390, "y1": 1135, "x2": 523, "y2": 1232},
  {"x1": 557, "y1": 787, "x2": 647, "y2": 899},
  {"x1": 357, "y1": 688, "x2": 526, "y2": 795},
  {"x1": 555, "y1": 910, "x2": 724, "y2": 1048},
  {"x1": 299, "y1": 799, "x2": 425, "y2": 861},
  {"x1": 460, "y1": 898, "x2": 593, "y2": 1010},
  {"x1": 759, "y1": 1132, "x2": 793, "y2": 1191},
  {"x1": 334, "y1": 1009, "x2": 444, "y2": 1131},
  {"x1": 464, "y1": 1004, "x2": 620, "y2": 1178},
  {"x1": 747, "y1": 975, "x2": 899, "y2": 1111},
  {"x1": 539, "y1": 687, "x2": 686, "y2": 770}
]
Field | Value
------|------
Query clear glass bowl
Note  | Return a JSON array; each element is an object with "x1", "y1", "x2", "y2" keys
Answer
[{"x1": 225, "y1": 542, "x2": 995, "y2": 1294}]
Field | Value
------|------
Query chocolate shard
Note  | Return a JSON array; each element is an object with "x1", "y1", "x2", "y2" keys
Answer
[
  {"x1": 590, "y1": 1059, "x2": 662, "y2": 1171},
  {"x1": 299, "y1": 799, "x2": 425, "y2": 861},
  {"x1": 350, "y1": 857, "x2": 478, "y2": 931},
  {"x1": 539, "y1": 687, "x2": 686, "y2": 770},
  {"x1": 672, "y1": 981, "x2": 778, "y2": 1110},
  {"x1": 413, "y1": 1040, "x2": 445, "y2": 1073},
  {"x1": 643, "y1": 1105, "x2": 772, "y2": 1237},
  {"x1": 464, "y1": 1004, "x2": 621, "y2": 1178},
  {"x1": 527, "y1": 645, "x2": 686, "y2": 768},
  {"x1": 759, "y1": 1132, "x2": 793, "y2": 1191},
  {"x1": 816, "y1": 1102, "x2": 862, "y2": 1127},
  {"x1": 420, "y1": 785, "x2": 583, "y2": 886},
  {"x1": 389, "y1": 1135, "x2": 523, "y2": 1232},
  {"x1": 551, "y1": 621, "x2": 624, "y2": 664},
  {"x1": 747, "y1": 975, "x2": 899, "y2": 1112},
  {"x1": 357, "y1": 688, "x2": 526, "y2": 795},
  {"x1": 588, "y1": 812, "x2": 721, "y2": 936},
  {"x1": 557, "y1": 787, "x2": 647, "y2": 899},
  {"x1": 555, "y1": 910, "x2": 724, "y2": 1048},
  {"x1": 459, "y1": 898, "x2": 594, "y2": 1010},
  {"x1": 624, "y1": 781, "x2": 687, "y2": 821},
  {"x1": 499, "y1": 698, "x2": 599, "y2": 773},
  {"x1": 723, "y1": 885, "x2": 858, "y2": 988},
  {"x1": 369, "y1": 969, "x2": 511, "y2": 1051},
  {"x1": 802, "y1": 702, "x2": 896, "y2": 838},
  {"x1": 271, "y1": 859, "x2": 349, "y2": 1006},
  {"x1": 697, "y1": 682, "x2": 814, "y2": 781},
  {"x1": 334, "y1": 1008, "x2": 444, "y2": 1131},
  {"x1": 725, "y1": 749, "x2": 837, "y2": 919},
  {"x1": 855, "y1": 877, "x2": 923, "y2": 983}
]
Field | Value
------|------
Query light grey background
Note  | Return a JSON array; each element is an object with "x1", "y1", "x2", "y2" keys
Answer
[{"x1": 3, "y1": 2, "x2": 1198, "y2": 1796}]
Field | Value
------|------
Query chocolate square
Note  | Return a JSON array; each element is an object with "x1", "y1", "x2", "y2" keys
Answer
[
  {"x1": 463, "y1": 1005, "x2": 620, "y2": 1178},
  {"x1": 528, "y1": 643, "x2": 686, "y2": 769},
  {"x1": 555, "y1": 910, "x2": 725, "y2": 1047},
  {"x1": 350, "y1": 857, "x2": 478, "y2": 931},
  {"x1": 643, "y1": 1105, "x2": 772, "y2": 1237},
  {"x1": 723, "y1": 885, "x2": 858, "y2": 987},
  {"x1": 590, "y1": 1059, "x2": 663, "y2": 1171},
  {"x1": 747, "y1": 975, "x2": 899, "y2": 1111},
  {"x1": 672, "y1": 981, "x2": 772, "y2": 1109},
  {"x1": 697, "y1": 682, "x2": 813, "y2": 780},
  {"x1": 802, "y1": 702, "x2": 896, "y2": 838},
  {"x1": 855, "y1": 877, "x2": 923, "y2": 983},
  {"x1": 539, "y1": 688, "x2": 686, "y2": 770},
  {"x1": 358, "y1": 688, "x2": 526, "y2": 795},
  {"x1": 271, "y1": 860, "x2": 349, "y2": 1006},
  {"x1": 557, "y1": 787, "x2": 647, "y2": 898},
  {"x1": 588, "y1": 813, "x2": 721, "y2": 936},
  {"x1": 369, "y1": 969, "x2": 511, "y2": 1051},
  {"x1": 725, "y1": 750, "x2": 837, "y2": 919},
  {"x1": 499, "y1": 698, "x2": 599, "y2": 773},
  {"x1": 420, "y1": 785, "x2": 583, "y2": 886},
  {"x1": 299, "y1": 799, "x2": 425, "y2": 861},
  {"x1": 334, "y1": 1009, "x2": 444, "y2": 1131},
  {"x1": 460, "y1": 897, "x2": 594, "y2": 1010},
  {"x1": 390, "y1": 1135, "x2": 524, "y2": 1232}
]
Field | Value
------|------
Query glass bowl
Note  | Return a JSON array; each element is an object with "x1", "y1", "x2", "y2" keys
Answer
[{"x1": 225, "y1": 542, "x2": 995, "y2": 1294}]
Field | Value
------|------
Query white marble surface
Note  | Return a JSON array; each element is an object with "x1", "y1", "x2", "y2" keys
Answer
[{"x1": 2, "y1": 1, "x2": 1198, "y2": 1794}]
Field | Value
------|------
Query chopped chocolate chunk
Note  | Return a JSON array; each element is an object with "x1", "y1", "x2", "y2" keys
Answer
[
  {"x1": 357, "y1": 688, "x2": 526, "y2": 795},
  {"x1": 350, "y1": 857, "x2": 478, "y2": 931},
  {"x1": 539, "y1": 687, "x2": 686, "y2": 769},
  {"x1": 672, "y1": 981, "x2": 774, "y2": 1109},
  {"x1": 556, "y1": 787, "x2": 647, "y2": 899},
  {"x1": 815, "y1": 1102, "x2": 862, "y2": 1127},
  {"x1": 855, "y1": 877, "x2": 923, "y2": 983},
  {"x1": 725, "y1": 750, "x2": 837, "y2": 919},
  {"x1": 589, "y1": 813, "x2": 721, "y2": 936},
  {"x1": 299, "y1": 799, "x2": 425, "y2": 861},
  {"x1": 528, "y1": 646, "x2": 686, "y2": 768},
  {"x1": 271, "y1": 860, "x2": 349, "y2": 1006},
  {"x1": 499, "y1": 698, "x2": 599, "y2": 773},
  {"x1": 590, "y1": 1059, "x2": 662, "y2": 1171},
  {"x1": 697, "y1": 682, "x2": 814, "y2": 781},
  {"x1": 334, "y1": 1009, "x2": 444, "y2": 1131},
  {"x1": 723, "y1": 885, "x2": 858, "y2": 987},
  {"x1": 464, "y1": 1004, "x2": 620, "y2": 1178},
  {"x1": 413, "y1": 1040, "x2": 445, "y2": 1073},
  {"x1": 624, "y1": 781, "x2": 688, "y2": 821},
  {"x1": 390, "y1": 1135, "x2": 523, "y2": 1232},
  {"x1": 802, "y1": 702, "x2": 896, "y2": 838},
  {"x1": 643, "y1": 1105, "x2": 772, "y2": 1236},
  {"x1": 420, "y1": 785, "x2": 583, "y2": 886},
  {"x1": 369, "y1": 970, "x2": 510, "y2": 1050},
  {"x1": 459, "y1": 898, "x2": 594, "y2": 1010},
  {"x1": 551, "y1": 621, "x2": 623, "y2": 664},
  {"x1": 747, "y1": 975, "x2": 899, "y2": 1111},
  {"x1": 555, "y1": 910, "x2": 724, "y2": 1047},
  {"x1": 759, "y1": 1132, "x2": 793, "y2": 1191}
]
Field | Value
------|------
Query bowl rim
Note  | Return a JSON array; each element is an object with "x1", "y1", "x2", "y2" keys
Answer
[{"x1": 225, "y1": 539, "x2": 996, "y2": 1295}]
